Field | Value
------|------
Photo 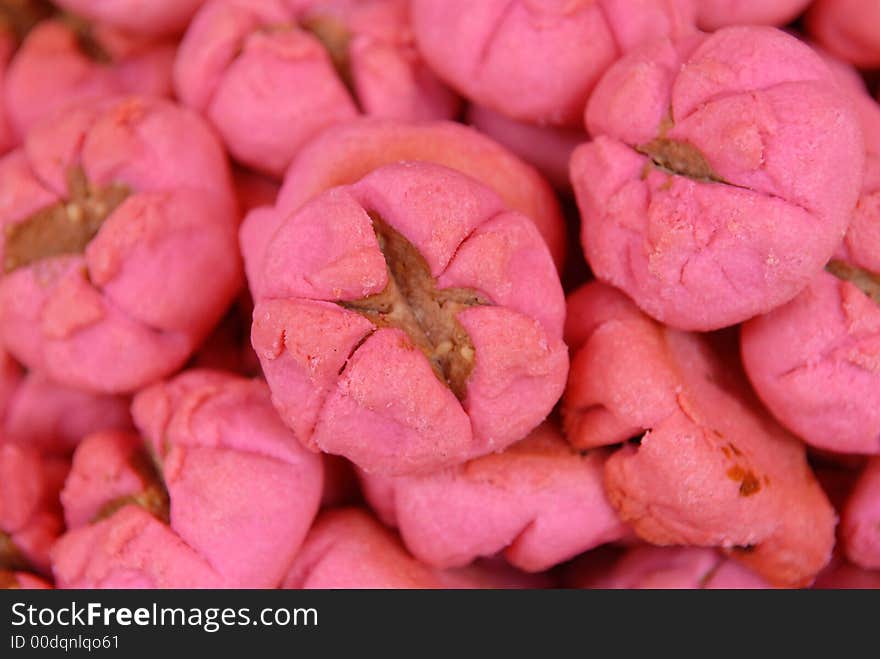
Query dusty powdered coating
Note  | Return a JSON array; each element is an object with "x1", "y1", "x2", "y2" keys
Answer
[
  {"x1": 572, "y1": 26, "x2": 864, "y2": 331},
  {"x1": 251, "y1": 161, "x2": 567, "y2": 476},
  {"x1": 739, "y1": 48, "x2": 880, "y2": 455},
  {"x1": 562, "y1": 281, "x2": 836, "y2": 587},
  {"x1": 0, "y1": 96, "x2": 241, "y2": 394}
]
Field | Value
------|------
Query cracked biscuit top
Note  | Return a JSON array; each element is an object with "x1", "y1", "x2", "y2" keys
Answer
[
  {"x1": 0, "y1": 95, "x2": 240, "y2": 394},
  {"x1": 251, "y1": 160, "x2": 568, "y2": 476},
  {"x1": 561, "y1": 281, "x2": 836, "y2": 587},
  {"x1": 572, "y1": 26, "x2": 865, "y2": 331}
]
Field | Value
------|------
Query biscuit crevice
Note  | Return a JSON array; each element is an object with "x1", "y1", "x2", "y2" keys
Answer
[
  {"x1": 3, "y1": 166, "x2": 129, "y2": 274},
  {"x1": 825, "y1": 259, "x2": 880, "y2": 305},
  {"x1": 93, "y1": 448, "x2": 170, "y2": 524},
  {"x1": 340, "y1": 213, "x2": 488, "y2": 399}
]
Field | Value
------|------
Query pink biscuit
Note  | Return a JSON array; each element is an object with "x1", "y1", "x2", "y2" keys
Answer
[
  {"x1": 0, "y1": 96, "x2": 241, "y2": 393},
  {"x1": 741, "y1": 65, "x2": 880, "y2": 455},
  {"x1": 696, "y1": 0, "x2": 811, "y2": 30},
  {"x1": 412, "y1": 0, "x2": 695, "y2": 127},
  {"x1": 467, "y1": 103, "x2": 585, "y2": 191},
  {"x1": 241, "y1": 118, "x2": 567, "y2": 291},
  {"x1": 572, "y1": 545, "x2": 771, "y2": 589},
  {"x1": 52, "y1": 370, "x2": 323, "y2": 589},
  {"x1": 806, "y1": 0, "x2": 880, "y2": 69},
  {"x1": 0, "y1": 444, "x2": 67, "y2": 577},
  {"x1": 283, "y1": 508, "x2": 550, "y2": 589},
  {"x1": 358, "y1": 423, "x2": 627, "y2": 572},
  {"x1": 562, "y1": 282, "x2": 836, "y2": 587},
  {"x1": 572, "y1": 27, "x2": 865, "y2": 330},
  {"x1": 4, "y1": 20, "x2": 175, "y2": 142},
  {"x1": 2, "y1": 369, "x2": 131, "y2": 455},
  {"x1": 51, "y1": 0, "x2": 206, "y2": 38},
  {"x1": 174, "y1": 0, "x2": 458, "y2": 177},
  {"x1": 251, "y1": 161, "x2": 567, "y2": 475},
  {"x1": 841, "y1": 458, "x2": 880, "y2": 569}
]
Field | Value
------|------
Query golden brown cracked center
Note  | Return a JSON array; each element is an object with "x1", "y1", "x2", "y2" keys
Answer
[
  {"x1": 93, "y1": 448, "x2": 170, "y2": 525},
  {"x1": 3, "y1": 166, "x2": 130, "y2": 274},
  {"x1": 637, "y1": 138, "x2": 723, "y2": 183},
  {"x1": 340, "y1": 213, "x2": 489, "y2": 400},
  {"x1": 826, "y1": 260, "x2": 880, "y2": 306}
]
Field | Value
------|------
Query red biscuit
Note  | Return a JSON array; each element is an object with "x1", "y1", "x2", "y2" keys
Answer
[{"x1": 562, "y1": 282, "x2": 836, "y2": 587}]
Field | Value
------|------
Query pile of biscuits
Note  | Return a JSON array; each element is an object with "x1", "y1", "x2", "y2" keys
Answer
[{"x1": 1, "y1": 0, "x2": 878, "y2": 589}]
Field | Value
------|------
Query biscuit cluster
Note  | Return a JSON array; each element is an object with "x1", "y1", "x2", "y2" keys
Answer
[{"x1": 1, "y1": 0, "x2": 878, "y2": 589}]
